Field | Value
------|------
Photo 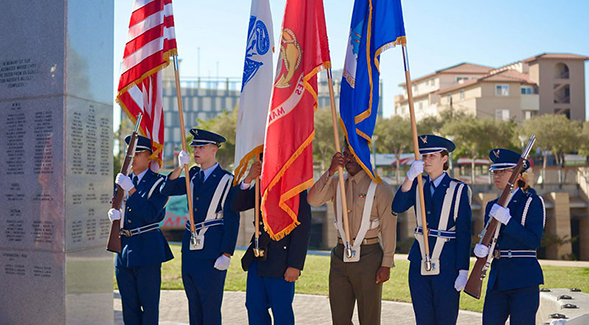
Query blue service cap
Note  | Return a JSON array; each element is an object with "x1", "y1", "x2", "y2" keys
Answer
[
  {"x1": 189, "y1": 128, "x2": 226, "y2": 147},
  {"x1": 418, "y1": 134, "x2": 456, "y2": 155},
  {"x1": 125, "y1": 135, "x2": 152, "y2": 153},
  {"x1": 489, "y1": 148, "x2": 529, "y2": 172}
]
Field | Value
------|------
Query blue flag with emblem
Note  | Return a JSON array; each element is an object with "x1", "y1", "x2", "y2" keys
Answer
[{"x1": 339, "y1": 0, "x2": 406, "y2": 182}]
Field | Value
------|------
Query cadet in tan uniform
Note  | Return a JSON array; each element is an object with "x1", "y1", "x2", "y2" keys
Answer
[{"x1": 308, "y1": 145, "x2": 396, "y2": 325}]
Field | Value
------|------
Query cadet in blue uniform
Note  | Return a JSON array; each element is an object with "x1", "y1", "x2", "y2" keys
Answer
[
  {"x1": 232, "y1": 159, "x2": 311, "y2": 325},
  {"x1": 473, "y1": 148, "x2": 545, "y2": 325},
  {"x1": 160, "y1": 129, "x2": 239, "y2": 325},
  {"x1": 392, "y1": 135, "x2": 472, "y2": 325},
  {"x1": 108, "y1": 135, "x2": 174, "y2": 325}
]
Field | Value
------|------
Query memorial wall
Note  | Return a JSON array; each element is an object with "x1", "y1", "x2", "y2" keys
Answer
[{"x1": 0, "y1": 1, "x2": 114, "y2": 324}]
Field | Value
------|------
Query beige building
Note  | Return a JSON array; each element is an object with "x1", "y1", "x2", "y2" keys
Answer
[{"x1": 395, "y1": 53, "x2": 588, "y2": 122}]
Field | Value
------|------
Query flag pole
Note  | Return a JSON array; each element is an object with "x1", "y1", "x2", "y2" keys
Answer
[
  {"x1": 253, "y1": 155, "x2": 264, "y2": 257},
  {"x1": 326, "y1": 69, "x2": 354, "y2": 258},
  {"x1": 172, "y1": 56, "x2": 196, "y2": 236},
  {"x1": 402, "y1": 45, "x2": 432, "y2": 271}
]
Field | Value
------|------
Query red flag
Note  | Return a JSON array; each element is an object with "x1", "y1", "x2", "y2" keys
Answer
[
  {"x1": 116, "y1": 0, "x2": 177, "y2": 171},
  {"x1": 261, "y1": 0, "x2": 331, "y2": 240}
]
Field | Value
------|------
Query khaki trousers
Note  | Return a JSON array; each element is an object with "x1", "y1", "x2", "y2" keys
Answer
[{"x1": 329, "y1": 243, "x2": 383, "y2": 325}]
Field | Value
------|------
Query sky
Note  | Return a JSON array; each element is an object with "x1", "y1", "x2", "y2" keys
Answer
[{"x1": 113, "y1": 0, "x2": 589, "y2": 128}]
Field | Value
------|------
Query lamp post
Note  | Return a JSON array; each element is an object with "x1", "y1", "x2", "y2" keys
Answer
[
  {"x1": 372, "y1": 135, "x2": 379, "y2": 171},
  {"x1": 518, "y1": 135, "x2": 527, "y2": 151},
  {"x1": 446, "y1": 135, "x2": 455, "y2": 177}
]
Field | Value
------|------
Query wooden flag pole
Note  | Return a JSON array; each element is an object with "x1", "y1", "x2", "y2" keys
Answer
[
  {"x1": 402, "y1": 46, "x2": 432, "y2": 271},
  {"x1": 326, "y1": 69, "x2": 353, "y2": 258},
  {"x1": 172, "y1": 56, "x2": 196, "y2": 236},
  {"x1": 253, "y1": 155, "x2": 264, "y2": 257}
]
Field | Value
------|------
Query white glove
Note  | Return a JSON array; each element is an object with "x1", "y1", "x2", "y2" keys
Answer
[
  {"x1": 407, "y1": 160, "x2": 424, "y2": 181},
  {"x1": 473, "y1": 244, "x2": 490, "y2": 258},
  {"x1": 454, "y1": 269, "x2": 469, "y2": 292},
  {"x1": 490, "y1": 203, "x2": 511, "y2": 225},
  {"x1": 115, "y1": 173, "x2": 134, "y2": 192},
  {"x1": 178, "y1": 150, "x2": 190, "y2": 167},
  {"x1": 214, "y1": 254, "x2": 231, "y2": 271},
  {"x1": 108, "y1": 209, "x2": 121, "y2": 222},
  {"x1": 550, "y1": 320, "x2": 567, "y2": 325}
]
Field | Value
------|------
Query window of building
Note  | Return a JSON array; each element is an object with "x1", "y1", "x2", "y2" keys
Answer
[
  {"x1": 521, "y1": 86, "x2": 533, "y2": 95},
  {"x1": 554, "y1": 84, "x2": 570, "y2": 104},
  {"x1": 446, "y1": 95, "x2": 452, "y2": 106},
  {"x1": 495, "y1": 109, "x2": 510, "y2": 121},
  {"x1": 456, "y1": 76, "x2": 470, "y2": 83},
  {"x1": 523, "y1": 110, "x2": 536, "y2": 120},
  {"x1": 495, "y1": 84, "x2": 509, "y2": 96},
  {"x1": 554, "y1": 62, "x2": 570, "y2": 79},
  {"x1": 554, "y1": 108, "x2": 571, "y2": 119},
  {"x1": 460, "y1": 90, "x2": 465, "y2": 100},
  {"x1": 173, "y1": 127, "x2": 180, "y2": 141}
]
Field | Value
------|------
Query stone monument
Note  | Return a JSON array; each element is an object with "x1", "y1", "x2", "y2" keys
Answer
[{"x1": 0, "y1": 1, "x2": 114, "y2": 324}]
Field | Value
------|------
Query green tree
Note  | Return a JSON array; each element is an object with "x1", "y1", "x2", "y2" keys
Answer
[
  {"x1": 523, "y1": 114, "x2": 583, "y2": 184},
  {"x1": 313, "y1": 108, "x2": 343, "y2": 170},
  {"x1": 374, "y1": 116, "x2": 412, "y2": 183},
  {"x1": 442, "y1": 117, "x2": 516, "y2": 183},
  {"x1": 578, "y1": 121, "x2": 589, "y2": 158},
  {"x1": 196, "y1": 110, "x2": 238, "y2": 168}
]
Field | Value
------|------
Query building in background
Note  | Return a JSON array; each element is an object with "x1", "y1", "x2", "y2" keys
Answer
[
  {"x1": 159, "y1": 68, "x2": 380, "y2": 167},
  {"x1": 160, "y1": 66, "x2": 240, "y2": 166},
  {"x1": 394, "y1": 53, "x2": 588, "y2": 122}
]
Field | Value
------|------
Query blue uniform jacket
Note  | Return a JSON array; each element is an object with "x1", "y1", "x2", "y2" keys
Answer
[
  {"x1": 392, "y1": 173, "x2": 472, "y2": 271},
  {"x1": 232, "y1": 187, "x2": 311, "y2": 278},
  {"x1": 115, "y1": 169, "x2": 174, "y2": 268},
  {"x1": 485, "y1": 187, "x2": 545, "y2": 291},
  {"x1": 160, "y1": 165, "x2": 240, "y2": 260}
]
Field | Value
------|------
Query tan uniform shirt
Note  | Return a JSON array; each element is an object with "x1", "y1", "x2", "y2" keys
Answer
[{"x1": 308, "y1": 170, "x2": 397, "y2": 267}]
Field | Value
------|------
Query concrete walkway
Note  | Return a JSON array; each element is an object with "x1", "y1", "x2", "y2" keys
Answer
[{"x1": 114, "y1": 290, "x2": 482, "y2": 325}]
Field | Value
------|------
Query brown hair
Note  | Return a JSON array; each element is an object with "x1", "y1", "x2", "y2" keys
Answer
[{"x1": 441, "y1": 150, "x2": 450, "y2": 171}]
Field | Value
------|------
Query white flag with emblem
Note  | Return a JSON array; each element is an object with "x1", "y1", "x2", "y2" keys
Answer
[{"x1": 233, "y1": 0, "x2": 274, "y2": 185}]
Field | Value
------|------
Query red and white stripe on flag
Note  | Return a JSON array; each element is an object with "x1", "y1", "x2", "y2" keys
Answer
[{"x1": 117, "y1": 0, "x2": 177, "y2": 170}]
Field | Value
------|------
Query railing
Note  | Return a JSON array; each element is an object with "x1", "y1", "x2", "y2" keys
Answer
[
  {"x1": 554, "y1": 95, "x2": 570, "y2": 104},
  {"x1": 163, "y1": 76, "x2": 243, "y2": 92}
]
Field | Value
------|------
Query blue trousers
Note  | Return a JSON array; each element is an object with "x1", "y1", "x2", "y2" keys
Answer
[
  {"x1": 115, "y1": 264, "x2": 162, "y2": 325},
  {"x1": 409, "y1": 261, "x2": 460, "y2": 325},
  {"x1": 483, "y1": 285, "x2": 539, "y2": 325},
  {"x1": 245, "y1": 260, "x2": 295, "y2": 325},
  {"x1": 182, "y1": 258, "x2": 227, "y2": 325}
]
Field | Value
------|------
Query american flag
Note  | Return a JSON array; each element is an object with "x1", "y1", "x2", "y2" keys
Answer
[{"x1": 117, "y1": 0, "x2": 178, "y2": 171}]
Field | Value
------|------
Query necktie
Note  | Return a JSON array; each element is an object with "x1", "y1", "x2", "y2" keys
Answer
[
  {"x1": 132, "y1": 175, "x2": 139, "y2": 187},
  {"x1": 198, "y1": 171, "x2": 205, "y2": 185}
]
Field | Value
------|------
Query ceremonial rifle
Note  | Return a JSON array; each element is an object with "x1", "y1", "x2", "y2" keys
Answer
[
  {"x1": 464, "y1": 135, "x2": 536, "y2": 299},
  {"x1": 106, "y1": 114, "x2": 143, "y2": 253}
]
